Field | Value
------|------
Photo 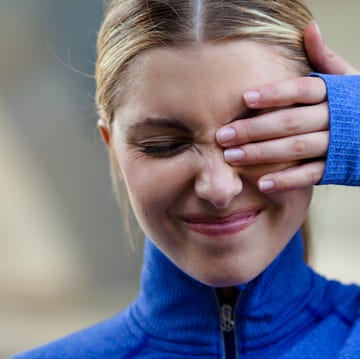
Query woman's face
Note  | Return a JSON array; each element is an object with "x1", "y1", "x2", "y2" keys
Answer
[{"x1": 110, "y1": 40, "x2": 312, "y2": 287}]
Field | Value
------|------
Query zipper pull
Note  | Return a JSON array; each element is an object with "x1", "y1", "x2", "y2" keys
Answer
[{"x1": 220, "y1": 304, "x2": 235, "y2": 332}]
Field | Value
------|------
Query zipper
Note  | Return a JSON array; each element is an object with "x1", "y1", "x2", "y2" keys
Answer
[
  {"x1": 221, "y1": 304, "x2": 235, "y2": 332},
  {"x1": 215, "y1": 288, "x2": 242, "y2": 359}
]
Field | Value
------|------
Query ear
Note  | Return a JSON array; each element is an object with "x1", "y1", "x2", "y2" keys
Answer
[
  {"x1": 97, "y1": 119, "x2": 124, "y2": 178},
  {"x1": 97, "y1": 119, "x2": 111, "y2": 148}
]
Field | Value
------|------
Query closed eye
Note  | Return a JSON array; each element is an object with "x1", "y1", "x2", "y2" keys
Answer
[{"x1": 139, "y1": 140, "x2": 192, "y2": 158}]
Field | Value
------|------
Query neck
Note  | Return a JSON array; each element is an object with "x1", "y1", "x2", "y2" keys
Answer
[{"x1": 130, "y1": 230, "x2": 322, "y2": 348}]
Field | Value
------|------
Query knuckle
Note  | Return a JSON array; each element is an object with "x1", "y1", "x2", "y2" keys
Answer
[
  {"x1": 264, "y1": 82, "x2": 280, "y2": 99},
  {"x1": 243, "y1": 144, "x2": 263, "y2": 162},
  {"x1": 318, "y1": 102, "x2": 330, "y2": 118},
  {"x1": 295, "y1": 77, "x2": 310, "y2": 98},
  {"x1": 276, "y1": 178, "x2": 293, "y2": 192},
  {"x1": 242, "y1": 120, "x2": 254, "y2": 141},
  {"x1": 292, "y1": 139, "x2": 308, "y2": 155},
  {"x1": 310, "y1": 170, "x2": 322, "y2": 184},
  {"x1": 310, "y1": 162, "x2": 325, "y2": 184},
  {"x1": 262, "y1": 82, "x2": 281, "y2": 102},
  {"x1": 281, "y1": 111, "x2": 299, "y2": 133},
  {"x1": 252, "y1": 145, "x2": 266, "y2": 162},
  {"x1": 325, "y1": 47, "x2": 336, "y2": 61}
]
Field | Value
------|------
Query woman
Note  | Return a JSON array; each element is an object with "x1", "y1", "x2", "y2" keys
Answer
[{"x1": 12, "y1": 0, "x2": 360, "y2": 358}]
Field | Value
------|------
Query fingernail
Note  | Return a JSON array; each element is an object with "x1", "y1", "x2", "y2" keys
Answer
[
  {"x1": 224, "y1": 148, "x2": 245, "y2": 162},
  {"x1": 259, "y1": 180, "x2": 275, "y2": 192},
  {"x1": 244, "y1": 90, "x2": 261, "y2": 105},
  {"x1": 216, "y1": 127, "x2": 236, "y2": 143},
  {"x1": 312, "y1": 21, "x2": 322, "y2": 38}
]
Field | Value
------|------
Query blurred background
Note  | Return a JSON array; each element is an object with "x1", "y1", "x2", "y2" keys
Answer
[{"x1": 0, "y1": 0, "x2": 359, "y2": 357}]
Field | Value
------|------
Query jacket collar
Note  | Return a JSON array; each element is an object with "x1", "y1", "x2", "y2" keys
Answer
[{"x1": 131, "y1": 230, "x2": 324, "y2": 350}]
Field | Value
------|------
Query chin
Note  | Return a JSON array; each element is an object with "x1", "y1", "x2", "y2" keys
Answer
[
  {"x1": 201, "y1": 277, "x2": 249, "y2": 288},
  {"x1": 183, "y1": 241, "x2": 285, "y2": 288},
  {"x1": 187, "y1": 262, "x2": 264, "y2": 288}
]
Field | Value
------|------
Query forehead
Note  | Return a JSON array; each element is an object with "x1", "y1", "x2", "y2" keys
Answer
[{"x1": 115, "y1": 40, "x2": 294, "y2": 126}]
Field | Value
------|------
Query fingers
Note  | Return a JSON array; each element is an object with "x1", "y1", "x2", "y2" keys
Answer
[
  {"x1": 217, "y1": 102, "x2": 329, "y2": 146},
  {"x1": 257, "y1": 160, "x2": 326, "y2": 193},
  {"x1": 223, "y1": 131, "x2": 329, "y2": 165},
  {"x1": 242, "y1": 76, "x2": 327, "y2": 109},
  {"x1": 304, "y1": 21, "x2": 360, "y2": 75}
]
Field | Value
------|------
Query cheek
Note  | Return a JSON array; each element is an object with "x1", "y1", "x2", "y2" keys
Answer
[
  {"x1": 268, "y1": 187, "x2": 313, "y2": 227},
  {"x1": 116, "y1": 150, "x2": 191, "y2": 223},
  {"x1": 240, "y1": 161, "x2": 301, "y2": 182}
]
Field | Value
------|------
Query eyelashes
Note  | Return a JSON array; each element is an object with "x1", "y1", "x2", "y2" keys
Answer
[{"x1": 139, "y1": 140, "x2": 192, "y2": 158}]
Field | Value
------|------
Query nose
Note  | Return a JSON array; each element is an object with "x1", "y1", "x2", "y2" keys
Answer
[{"x1": 194, "y1": 150, "x2": 243, "y2": 209}]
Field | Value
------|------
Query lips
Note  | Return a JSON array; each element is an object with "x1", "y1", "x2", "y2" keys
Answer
[{"x1": 180, "y1": 207, "x2": 263, "y2": 237}]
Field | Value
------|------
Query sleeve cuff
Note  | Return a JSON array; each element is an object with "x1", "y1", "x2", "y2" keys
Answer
[{"x1": 311, "y1": 73, "x2": 360, "y2": 186}]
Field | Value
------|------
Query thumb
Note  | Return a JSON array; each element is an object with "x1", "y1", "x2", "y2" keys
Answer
[{"x1": 304, "y1": 21, "x2": 359, "y2": 75}]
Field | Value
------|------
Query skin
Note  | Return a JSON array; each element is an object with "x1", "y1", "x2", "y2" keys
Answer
[
  {"x1": 103, "y1": 40, "x2": 313, "y2": 287},
  {"x1": 216, "y1": 22, "x2": 360, "y2": 193},
  {"x1": 98, "y1": 22, "x2": 359, "y2": 288}
]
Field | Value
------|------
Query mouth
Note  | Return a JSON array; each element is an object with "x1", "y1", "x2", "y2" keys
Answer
[{"x1": 180, "y1": 207, "x2": 264, "y2": 237}]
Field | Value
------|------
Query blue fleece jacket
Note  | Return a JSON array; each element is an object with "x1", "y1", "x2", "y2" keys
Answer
[{"x1": 10, "y1": 74, "x2": 360, "y2": 359}]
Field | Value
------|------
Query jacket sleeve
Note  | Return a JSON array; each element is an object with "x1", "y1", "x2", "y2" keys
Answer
[{"x1": 311, "y1": 73, "x2": 360, "y2": 186}]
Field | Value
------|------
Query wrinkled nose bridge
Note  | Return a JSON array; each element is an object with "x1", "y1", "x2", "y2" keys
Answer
[{"x1": 194, "y1": 150, "x2": 243, "y2": 208}]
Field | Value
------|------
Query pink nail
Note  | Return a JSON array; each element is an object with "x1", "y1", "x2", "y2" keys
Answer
[
  {"x1": 259, "y1": 180, "x2": 275, "y2": 192},
  {"x1": 224, "y1": 149, "x2": 245, "y2": 162},
  {"x1": 244, "y1": 91, "x2": 261, "y2": 105},
  {"x1": 312, "y1": 21, "x2": 322, "y2": 38},
  {"x1": 216, "y1": 127, "x2": 236, "y2": 143}
]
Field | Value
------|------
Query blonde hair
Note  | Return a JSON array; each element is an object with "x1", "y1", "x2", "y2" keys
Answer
[
  {"x1": 95, "y1": 0, "x2": 314, "y2": 256},
  {"x1": 96, "y1": 0, "x2": 313, "y2": 124}
]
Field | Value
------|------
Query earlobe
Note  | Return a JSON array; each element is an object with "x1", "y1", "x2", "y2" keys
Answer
[{"x1": 97, "y1": 119, "x2": 111, "y2": 147}]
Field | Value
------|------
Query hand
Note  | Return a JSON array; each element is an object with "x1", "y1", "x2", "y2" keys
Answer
[
  {"x1": 216, "y1": 22, "x2": 359, "y2": 193},
  {"x1": 304, "y1": 22, "x2": 360, "y2": 75},
  {"x1": 216, "y1": 77, "x2": 328, "y2": 193}
]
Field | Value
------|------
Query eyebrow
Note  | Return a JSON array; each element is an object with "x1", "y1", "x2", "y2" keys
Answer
[
  {"x1": 127, "y1": 117, "x2": 192, "y2": 133},
  {"x1": 127, "y1": 108, "x2": 260, "y2": 134}
]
